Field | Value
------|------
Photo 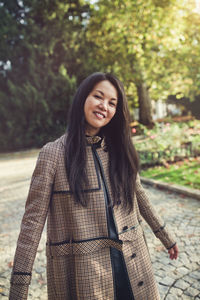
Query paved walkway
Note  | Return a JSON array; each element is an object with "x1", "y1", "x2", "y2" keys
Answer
[{"x1": 0, "y1": 151, "x2": 199, "y2": 300}]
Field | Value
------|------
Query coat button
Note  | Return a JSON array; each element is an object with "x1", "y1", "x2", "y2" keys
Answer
[
  {"x1": 138, "y1": 281, "x2": 144, "y2": 287},
  {"x1": 123, "y1": 226, "x2": 128, "y2": 231},
  {"x1": 131, "y1": 253, "x2": 136, "y2": 259}
]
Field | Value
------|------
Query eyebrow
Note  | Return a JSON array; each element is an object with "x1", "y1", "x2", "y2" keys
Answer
[{"x1": 95, "y1": 89, "x2": 118, "y2": 101}]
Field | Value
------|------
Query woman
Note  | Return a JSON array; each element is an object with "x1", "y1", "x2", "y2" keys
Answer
[{"x1": 9, "y1": 72, "x2": 178, "y2": 300}]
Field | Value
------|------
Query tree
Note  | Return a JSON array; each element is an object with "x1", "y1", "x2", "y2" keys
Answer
[
  {"x1": 175, "y1": 1, "x2": 200, "y2": 100},
  {"x1": 0, "y1": 0, "x2": 91, "y2": 151},
  {"x1": 86, "y1": 0, "x2": 200, "y2": 126}
]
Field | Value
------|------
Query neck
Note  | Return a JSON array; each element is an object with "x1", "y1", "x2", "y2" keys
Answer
[{"x1": 85, "y1": 129, "x2": 100, "y2": 137}]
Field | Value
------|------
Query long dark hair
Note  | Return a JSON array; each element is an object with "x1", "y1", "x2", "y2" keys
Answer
[{"x1": 65, "y1": 72, "x2": 139, "y2": 212}]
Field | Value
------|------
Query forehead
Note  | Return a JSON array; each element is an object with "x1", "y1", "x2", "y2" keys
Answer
[{"x1": 92, "y1": 80, "x2": 118, "y2": 99}]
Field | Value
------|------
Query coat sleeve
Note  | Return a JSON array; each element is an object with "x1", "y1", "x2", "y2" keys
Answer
[
  {"x1": 9, "y1": 143, "x2": 59, "y2": 300},
  {"x1": 135, "y1": 173, "x2": 176, "y2": 250}
]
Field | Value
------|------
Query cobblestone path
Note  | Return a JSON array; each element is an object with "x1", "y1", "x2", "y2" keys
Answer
[{"x1": 0, "y1": 151, "x2": 199, "y2": 300}]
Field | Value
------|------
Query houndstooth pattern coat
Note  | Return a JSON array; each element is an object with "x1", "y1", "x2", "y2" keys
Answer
[{"x1": 9, "y1": 134, "x2": 176, "y2": 300}]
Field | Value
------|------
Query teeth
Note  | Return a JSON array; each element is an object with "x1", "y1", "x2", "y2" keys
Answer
[{"x1": 95, "y1": 112, "x2": 104, "y2": 118}]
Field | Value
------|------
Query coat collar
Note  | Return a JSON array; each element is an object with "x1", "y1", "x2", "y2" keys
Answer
[
  {"x1": 86, "y1": 135, "x2": 106, "y2": 149},
  {"x1": 59, "y1": 133, "x2": 106, "y2": 150}
]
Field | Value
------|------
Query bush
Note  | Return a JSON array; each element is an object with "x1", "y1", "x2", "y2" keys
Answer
[
  {"x1": 0, "y1": 73, "x2": 76, "y2": 152},
  {"x1": 133, "y1": 120, "x2": 200, "y2": 166}
]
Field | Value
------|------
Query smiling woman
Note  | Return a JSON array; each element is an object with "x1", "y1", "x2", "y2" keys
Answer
[
  {"x1": 9, "y1": 72, "x2": 178, "y2": 300},
  {"x1": 84, "y1": 80, "x2": 118, "y2": 136}
]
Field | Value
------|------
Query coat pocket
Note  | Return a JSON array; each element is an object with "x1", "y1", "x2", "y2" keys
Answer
[{"x1": 119, "y1": 224, "x2": 144, "y2": 242}]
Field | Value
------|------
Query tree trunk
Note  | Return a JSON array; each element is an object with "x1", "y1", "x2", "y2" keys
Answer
[{"x1": 136, "y1": 82, "x2": 154, "y2": 128}]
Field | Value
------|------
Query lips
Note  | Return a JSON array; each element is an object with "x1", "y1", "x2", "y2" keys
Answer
[{"x1": 94, "y1": 111, "x2": 105, "y2": 119}]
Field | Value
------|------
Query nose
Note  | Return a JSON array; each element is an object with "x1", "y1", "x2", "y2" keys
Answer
[{"x1": 99, "y1": 100, "x2": 107, "y2": 111}]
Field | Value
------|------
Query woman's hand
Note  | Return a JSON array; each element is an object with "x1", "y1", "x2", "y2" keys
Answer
[{"x1": 168, "y1": 244, "x2": 179, "y2": 260}]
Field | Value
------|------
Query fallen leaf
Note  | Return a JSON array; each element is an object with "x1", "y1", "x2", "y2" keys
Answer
[
  {"x1": 159, "y1": 208, "x2": 166, "y2": 213},
  {"x1": 8, "y1": 261, "x2": 13, "y2": 268},
  {"x1": 187, "y1": 233, "x2": 195, "y2": 238},
  {"x1": 163, "y1": 162, "x2": 170, "y2": 168},
  {"x1": 0, "y1": 233, "x2": 9, "y2": 237},
  {"x1": 155, "y1": 245, "x2": 165, "y2": 252},
  {"x1": 180, "y1": 194, "x2": 185, "y2": 198},
  {"x1": 37, "y1": 279, "x2": 45, "y2": 285}
]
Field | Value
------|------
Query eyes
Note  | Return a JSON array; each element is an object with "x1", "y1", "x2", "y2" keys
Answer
[{"x1": 94, "y1": 94, "x2": 117, "y2": 107}]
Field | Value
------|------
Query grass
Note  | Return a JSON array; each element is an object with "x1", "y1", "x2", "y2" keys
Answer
[{"x1": 141, "y1": 157, "x2": 200, "y2": 190}]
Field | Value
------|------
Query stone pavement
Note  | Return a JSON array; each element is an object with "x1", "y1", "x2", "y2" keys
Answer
[{"x1": 0, "y1": 151, "x2": 200, "y2": 300}]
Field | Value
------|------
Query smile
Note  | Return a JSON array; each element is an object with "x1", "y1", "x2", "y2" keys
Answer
[{"x1": 94, "y1": 111, "x2": 105, "y2": 119}]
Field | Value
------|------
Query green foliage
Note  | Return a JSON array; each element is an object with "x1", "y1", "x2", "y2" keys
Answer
[
  {"x1": 133, "y1": 120, "x2": 200, "y2": 165},
  {"x1": 0, "y1": 0, "x2": 86, "y2": 151},
  {"x1": 0, "y1": 0, "x2": 200, "y2": 151},
  {"x1": 86, "y1": 0, "x2": 200, "y2": 103},
  {"x1": 0, "y1": 70, "x2": 76, "y2": 151}
]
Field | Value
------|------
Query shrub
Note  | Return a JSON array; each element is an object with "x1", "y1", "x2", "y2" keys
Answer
[{"x1": 133, "y1": 120, "x2": 200, "y2": 166}]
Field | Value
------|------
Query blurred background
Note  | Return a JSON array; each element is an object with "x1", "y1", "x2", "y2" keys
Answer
[
  {"x1": 0, "y1": 0, "x2": 200, "y2": 188},
  {"x1": 0, "y1": 2, "x2": 200, "y2": 299}
]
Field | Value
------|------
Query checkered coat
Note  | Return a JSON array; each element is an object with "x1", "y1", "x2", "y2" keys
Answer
[{"x1": 9, "y1": 134, "x2": 176, "y2": 300}]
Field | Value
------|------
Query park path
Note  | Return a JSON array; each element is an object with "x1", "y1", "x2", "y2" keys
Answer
[{"x1": 0, "y1": 151, "x2": 200, "y2": 300}]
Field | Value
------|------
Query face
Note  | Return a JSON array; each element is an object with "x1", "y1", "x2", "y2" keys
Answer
[{"x1": 84, "y1": 80, "x2": 118, "y2": 136}]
